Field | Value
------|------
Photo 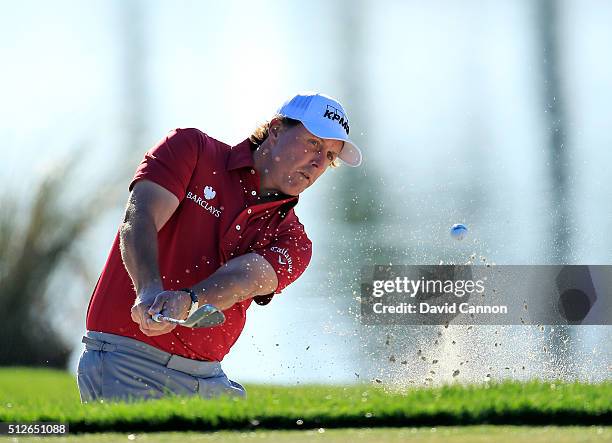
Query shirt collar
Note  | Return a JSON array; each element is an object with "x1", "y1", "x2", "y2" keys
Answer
[{"x1": 226, "y1": 138, "x2": 256, "y2": 171}]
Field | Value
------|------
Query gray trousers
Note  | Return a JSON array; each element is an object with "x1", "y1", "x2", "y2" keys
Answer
[{"x1": 77, "y1": 331, "x2": 246, "y2": 403}]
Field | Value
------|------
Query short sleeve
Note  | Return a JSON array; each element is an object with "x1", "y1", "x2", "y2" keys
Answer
[
  {"x1": 252, "y1": 221, "x2": 312, "y2": 305},
  {"x1": 129, "y1": 128, "x2": 202, "y2": 201}
]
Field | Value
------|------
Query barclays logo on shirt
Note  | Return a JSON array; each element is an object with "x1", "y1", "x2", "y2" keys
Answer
[
  {"x1": 186, "y1": 186, "x2": 222, "y2": 218},
  {"x1": 203, "y1": 186, "x2": 216, "y2": 200}
]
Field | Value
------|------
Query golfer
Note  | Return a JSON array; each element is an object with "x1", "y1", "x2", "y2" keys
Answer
[{"x1": 77, "y1": 92, "x2": 362, "y2": 402}]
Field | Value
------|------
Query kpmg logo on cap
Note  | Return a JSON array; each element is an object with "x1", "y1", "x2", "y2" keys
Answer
[{"x1": 323, "y1": 105, "x2": 350, "y2": 135}]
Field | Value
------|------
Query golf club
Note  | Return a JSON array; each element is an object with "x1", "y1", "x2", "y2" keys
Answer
[{"x1": 152, "y1": 303, "x2": 225, "y2": 328}]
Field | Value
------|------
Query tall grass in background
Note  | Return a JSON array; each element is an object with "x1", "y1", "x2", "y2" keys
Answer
[{"x1": 0, "y1": 160, "x2": 116, "y2": 367}]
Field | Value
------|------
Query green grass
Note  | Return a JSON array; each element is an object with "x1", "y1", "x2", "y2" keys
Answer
[{"x1": 0, "y1": 368, "x2": 610, "y2": 433}]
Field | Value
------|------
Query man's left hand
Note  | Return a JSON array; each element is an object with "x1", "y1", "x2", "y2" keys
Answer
[{"x1": 141, "y1": 290, "x2": 192, "y2": 336}]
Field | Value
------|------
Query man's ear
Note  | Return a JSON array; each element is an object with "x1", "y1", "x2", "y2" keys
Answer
[{"x1": 268, "y1": 118, "x2": 283, "y2": 141}]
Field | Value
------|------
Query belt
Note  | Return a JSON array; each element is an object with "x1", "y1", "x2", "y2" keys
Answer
[{"x1": 82, "y1": 331, "x2": 223, "y2": 378}]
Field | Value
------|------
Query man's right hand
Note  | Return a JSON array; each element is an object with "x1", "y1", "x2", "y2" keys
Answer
[
  {"x1": 131, "y1": 287, "x2": 193, "y2": 336},
  {"x1": 130, "y1": 286, "x2": 163, "y2": 335}
]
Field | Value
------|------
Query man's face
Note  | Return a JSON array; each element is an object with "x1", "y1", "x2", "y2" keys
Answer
[{"x1": 262, "y1": 121, "x2": 344, "y2": 196}]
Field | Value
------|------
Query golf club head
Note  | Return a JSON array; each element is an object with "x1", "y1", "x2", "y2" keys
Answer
[
  {"x1": 152, "y1": 304, "x2": 225, "y2": 328},
  {"x1": 183, "y1": 304, "x2": 226, "y2": 328}
]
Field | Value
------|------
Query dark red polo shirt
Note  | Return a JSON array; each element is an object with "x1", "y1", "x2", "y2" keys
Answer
[{"x1": 85, "y1": 128, "x2": 312, "y2": 361}]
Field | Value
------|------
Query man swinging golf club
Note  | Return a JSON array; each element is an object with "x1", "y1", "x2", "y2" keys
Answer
[{"x1": 77, "y1": 92, "x2": 362, "y2": 402}]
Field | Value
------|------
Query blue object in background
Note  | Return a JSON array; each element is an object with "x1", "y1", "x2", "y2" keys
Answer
[{"x1": 450, "y1": 223, "x2": 468, "y2": 240}]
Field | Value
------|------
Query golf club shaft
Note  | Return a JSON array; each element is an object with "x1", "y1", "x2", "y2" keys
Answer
[{"x1": 151, "y1": 304, "x2": 225, "y2": 328}]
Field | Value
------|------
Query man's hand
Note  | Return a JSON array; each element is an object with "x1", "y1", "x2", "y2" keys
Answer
[
  {"x1": 130, "y1": 287, "x2": 161, "y2": 336},
  {"x1": 146, "y1": 290, "x2": 192, "y2": 335},
  {"x1": 131, "y1": 289, "x2": 191, "y2": 336}
]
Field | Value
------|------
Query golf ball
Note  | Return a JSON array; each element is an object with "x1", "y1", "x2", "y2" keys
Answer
[{"x1": 450, "y1": 223, "x2": 468, "y2": 240}]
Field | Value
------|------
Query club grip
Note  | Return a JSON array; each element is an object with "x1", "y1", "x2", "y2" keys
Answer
[{"x1": 152, "y1": 313, "x2": 182, "y2": 325}]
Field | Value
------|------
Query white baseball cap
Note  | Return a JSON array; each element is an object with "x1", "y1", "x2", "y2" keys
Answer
[{"x1": 277, "y1": 92, "x2": 362, "y2": 167}]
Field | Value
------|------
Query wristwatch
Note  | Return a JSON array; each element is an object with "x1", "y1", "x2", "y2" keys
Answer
[{"x1": 180, "y1": 288, "x2": 199, "y2": 315}]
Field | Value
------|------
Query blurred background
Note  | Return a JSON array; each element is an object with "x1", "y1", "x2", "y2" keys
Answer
[{"x1": 1, "y1": 0, "x2": 610, "y2": 386}]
